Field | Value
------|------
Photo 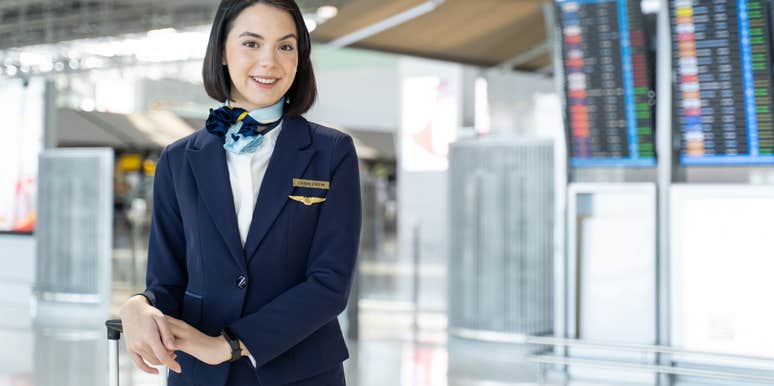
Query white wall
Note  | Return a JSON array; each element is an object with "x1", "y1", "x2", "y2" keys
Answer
[
  {"x1": 0, "y1": 234, "x2": 36, "y2": 310},
  {"x1": 306, "y1": 47, "x2": 400, "y2": 132},
  {"x1": 394, "y1": 57, "x2": 468, "y2": 310},
  {"x1": 136, "y1": 77, "x2": 214, "y2": 116},
  {"x1": 484, "y1": 69, "x2": 556, "y2": 137}
]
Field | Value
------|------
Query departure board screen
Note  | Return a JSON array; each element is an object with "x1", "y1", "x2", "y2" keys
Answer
[
  {"x1": 672, "y1": 0, "x2": 774, "y2": 165},
  {"x1": 558, "y1": 0, "x2": 656, "y2": 167}
]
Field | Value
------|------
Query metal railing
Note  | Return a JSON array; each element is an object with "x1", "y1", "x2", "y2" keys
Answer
[{"x1": 449, "y1": 329, "x2": 774, "y2": 385}]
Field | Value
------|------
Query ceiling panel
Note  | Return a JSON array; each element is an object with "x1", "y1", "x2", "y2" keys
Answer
[
  {"x1": 0, "y1": 0, "x2": 553, "y2": 73},
  {"x1": 0, "y1": 0, "x2": 215, "y2": 49},
  {"x1": 312, "y1": 0, "x2": 429, "y2": 38},
  {"x1": 311, "y1": 0, "x2": 552, "y2": 71}
]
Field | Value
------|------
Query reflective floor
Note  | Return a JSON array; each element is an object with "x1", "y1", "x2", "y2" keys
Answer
[
  {"x1": 0, "y1": 256, "x2": 561, "y2": 386},
  {"x1": 0, "y1": 228, "x2": 585, "y2": 386},
  {"x1": 0, "y1": 305, "x2": 553, "y2": 386}
]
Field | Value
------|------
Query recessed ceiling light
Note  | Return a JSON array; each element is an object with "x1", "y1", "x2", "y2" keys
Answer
[
  {"x1": 147, "y1": 27, "x2": 176, "y2": 37},
  {"x1": 316, "y1": 5, "x2": 338, "y2": 20},
  {"x1": 304, "y1": 16, "x2": 318, "y2": 32}
]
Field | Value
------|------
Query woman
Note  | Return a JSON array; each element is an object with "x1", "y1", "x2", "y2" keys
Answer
[{"x1": 118, "y1": 1, "x2": 361, "y2": 385}]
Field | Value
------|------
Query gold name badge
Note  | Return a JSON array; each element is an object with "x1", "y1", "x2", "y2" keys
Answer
[
  {"x1": 288, "y1": 195, "x2": 326, "y2": 206},
  {"x1": 292, "y1": 178, "x2": 330, "y2": 190}
]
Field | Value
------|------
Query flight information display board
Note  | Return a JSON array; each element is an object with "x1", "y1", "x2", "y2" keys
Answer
[
  {"x1": 673, "y1": 0, "x2": 774, "y2": 165},
  {"x1": 558, "y1": 0, "x2": 656, "y2": 167}
]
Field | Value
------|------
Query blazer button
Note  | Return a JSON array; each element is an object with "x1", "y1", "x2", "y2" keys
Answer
[{"x1": 236, "y1": 275, "x2": 248, "y2": 289}]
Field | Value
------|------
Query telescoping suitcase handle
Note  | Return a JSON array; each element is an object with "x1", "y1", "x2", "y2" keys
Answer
[
  {"x1": 107, "y1": 319, "x2": 123, "y2": 339},
  {"x1": 106, "y1": 319, "x2": 123, "y2": 386},
  {"x1": 106, "y1": 319, "x2": 170, "y2": 386}
]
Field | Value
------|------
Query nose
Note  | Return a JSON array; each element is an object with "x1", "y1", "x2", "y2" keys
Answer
[{"x1": 258, "y1": 45, "x2": 278, "y2": 68}]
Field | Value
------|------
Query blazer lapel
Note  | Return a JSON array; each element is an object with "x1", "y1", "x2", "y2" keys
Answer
[
  {"x1": 186, "y1": 131, "x2": 246, "y2": 272},
  {"x1": 244, "y1": 116, "x2": 315, "y2": 263}
]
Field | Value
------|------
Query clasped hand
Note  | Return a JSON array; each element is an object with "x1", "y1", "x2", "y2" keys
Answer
[
  {"x1": 165, "y1": 315, "x2": 232, "y2": 367},
  {"x1": 119, "y1": 296, "x2": 231, "y2": 374}
]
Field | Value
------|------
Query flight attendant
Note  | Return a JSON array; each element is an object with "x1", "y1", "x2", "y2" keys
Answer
[{"x1": 118, "y1": 1, "x2": 361, "y2": 385}]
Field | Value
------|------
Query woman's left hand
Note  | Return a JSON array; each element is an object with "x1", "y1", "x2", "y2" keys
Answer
[{"x1": 165, "y1": 316, "x2": 230, "y2": 366}]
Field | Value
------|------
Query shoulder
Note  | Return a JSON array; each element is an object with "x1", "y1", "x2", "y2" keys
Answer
[
  {"x1": 303, "y1": 118, "x2": 355, "y2": 153},
  {"x1": 159, "y1": 130, "x2": 207, "y2": 163}
]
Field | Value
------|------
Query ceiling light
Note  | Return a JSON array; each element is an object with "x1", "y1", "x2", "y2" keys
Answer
[
  {"x1": 39, "y1": 62, "x2": 54, "y2": 72},
  {"x1": 316, "y1": 5, "x2": 338, "y2": 20},
  {"x1": 19, "y1": 51, "x2": 51, "y2": 67},
  {"x1": 83, "y1": 57, "x2": 103, "y2": 69},
  {"x1": 304, "y1": 16, "x2": 318, "y2": 33},
  {"x1": 147, "y1": 27, "x2": 177, "y2": 38},
  {"x1": 80, "y1": 99, "x2": 96, "y2": 112},
  {"x1": 641, "y1": 0, "x2": 660, "y2": 14}
]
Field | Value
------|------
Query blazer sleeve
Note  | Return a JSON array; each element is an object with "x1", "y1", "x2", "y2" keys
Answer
[
  {"x1": 229, "y1": 135, "x2": 362, "y2": 367},
  {"x1": 142, "y1": 146, "x2": 188, "y2": 317}
]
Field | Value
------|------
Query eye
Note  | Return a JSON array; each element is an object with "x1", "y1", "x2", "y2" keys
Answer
[
  {"x1": 280, "y1": 44, "x2": 295, "y2": 52},
  {"x1": 242, "y1": 41, "x2": 258, "y2": 48}
]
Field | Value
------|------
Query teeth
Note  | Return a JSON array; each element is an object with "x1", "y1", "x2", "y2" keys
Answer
[{"x1": 251, "y1": 76, "x2": 277, "y2": 84}]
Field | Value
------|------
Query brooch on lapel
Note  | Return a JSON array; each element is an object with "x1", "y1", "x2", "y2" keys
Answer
[{"x1": 288, "y1": 195, "x2": 326, "y2": 206}]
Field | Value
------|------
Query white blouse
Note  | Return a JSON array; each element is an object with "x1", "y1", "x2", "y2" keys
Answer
[
  {"x1": 224, "y1": 121, "x2": 283, "y2": 368},
  {"x1": 225, "y1": 122, "x2": 283, "y2": 247}
]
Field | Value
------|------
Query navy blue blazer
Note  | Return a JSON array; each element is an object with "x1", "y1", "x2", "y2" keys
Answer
[{"x1": 142, "y1": 116, "x2": 361, "y2": 386}]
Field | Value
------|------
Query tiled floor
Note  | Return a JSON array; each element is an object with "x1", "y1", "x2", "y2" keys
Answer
[
  {"x1": 0, "y1": 231, "x2": 578, "y2": 386},
  {"x1": 0, "y1": 253, "x2": 561, "y2": 386},
  {"x1": 0, "y1": 303, "x2": 552, "y2": 386}
]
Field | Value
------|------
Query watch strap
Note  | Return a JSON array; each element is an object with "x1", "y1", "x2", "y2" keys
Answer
[{"x1": 221, "y1": 328, "x2": 242, "y2": 363}]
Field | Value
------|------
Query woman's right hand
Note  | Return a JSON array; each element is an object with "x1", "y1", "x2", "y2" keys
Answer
[{"x1": 119, "y1": 295, "x2": 182, "y2": 374}]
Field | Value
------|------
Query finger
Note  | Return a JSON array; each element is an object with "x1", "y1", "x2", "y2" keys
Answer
[
  {"x1": 149, "y1": 335, "x2": 181, "y2": 373},
  {"x1": 154, "y1": 315, "x2": 177, "y2": 350},
  {"x1": 164, "y1": 316, "x2": 185, "y2": 335},
  {"x1": 131, "y1": 352, "x2": 159, "y2": 375},
  {"x1": 164, "y1": 315, "x2": 183, "y2": 326},
  {"x1": 138, "y1": 348, "x2": 163, "y2": 366}
]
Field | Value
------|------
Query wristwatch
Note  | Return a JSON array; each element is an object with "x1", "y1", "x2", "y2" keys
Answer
[{"x1": 221, "y1": 328, "x2": 242, "y2": 362}]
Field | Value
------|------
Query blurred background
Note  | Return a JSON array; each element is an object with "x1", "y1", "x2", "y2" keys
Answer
[{"x1": 2, "y1": 0, "x2": 774, "y2": 385}]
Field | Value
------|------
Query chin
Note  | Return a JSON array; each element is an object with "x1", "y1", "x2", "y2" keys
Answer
[{"x1": 249, "y1": 95, "x2": 280, "y2": 108}]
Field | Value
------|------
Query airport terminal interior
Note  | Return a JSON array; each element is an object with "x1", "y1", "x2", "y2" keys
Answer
[{"x1": 3, "y1": 0, "x2": 774, "y2": 385}]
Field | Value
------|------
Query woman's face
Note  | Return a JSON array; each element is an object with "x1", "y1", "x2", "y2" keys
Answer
[{"x1": 222, "y1": 3, "x2": 299, "y2": 111}]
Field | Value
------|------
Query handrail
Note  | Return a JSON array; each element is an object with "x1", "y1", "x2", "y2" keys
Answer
[
  {"x1": 529, "y1": 355, "x2": 774, "y2": 384},
  {"x1": 525, "y1": 335, "x2": 774, "y2": 364},
  {"x1": 449, "y1": 328, "x2": 774, "y2": 383},
  {"x1": 449, "y1": 328, "x2": 774, "y2": 363}
]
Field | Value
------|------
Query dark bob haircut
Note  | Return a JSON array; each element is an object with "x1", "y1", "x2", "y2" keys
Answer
[{"x1": 202, "y1": 0, "x2": 316, "y2": 117}]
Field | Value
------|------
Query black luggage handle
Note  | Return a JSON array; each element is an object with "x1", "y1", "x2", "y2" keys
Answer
[{"x1": 106, "y1": 319, "x2": 123, "y2": 340}]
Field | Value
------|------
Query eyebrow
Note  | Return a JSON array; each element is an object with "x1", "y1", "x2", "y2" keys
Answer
[{"x1": 238, "y1": 32, "x2": 298, "y2": 41}]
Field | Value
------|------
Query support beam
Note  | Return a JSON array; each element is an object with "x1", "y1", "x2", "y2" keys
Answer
[
  {"x1": 497, "y1": 40, "x2": 551, "y2": 70},
  {"x1": 327, "y1": 0, "x2": 444, "y2": 49}
]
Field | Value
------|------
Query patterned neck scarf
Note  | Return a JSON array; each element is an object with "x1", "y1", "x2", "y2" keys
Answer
[{"x1": 205, "y1": 97, "x2": 284, "y2": 154}]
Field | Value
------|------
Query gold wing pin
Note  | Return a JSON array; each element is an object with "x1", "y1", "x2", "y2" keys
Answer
[{"x1": 288, "y1": 195, "x2": 327, "y2": 206}]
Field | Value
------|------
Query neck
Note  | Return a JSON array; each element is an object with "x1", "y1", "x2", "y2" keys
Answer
[{"x1": 228, "y1": 97, "x2": 285, "y2": 123}]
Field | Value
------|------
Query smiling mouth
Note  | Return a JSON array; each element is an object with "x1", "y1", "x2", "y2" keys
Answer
[{"x1": 250, "y1": 76, "x2": 278, "y2": 85}]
